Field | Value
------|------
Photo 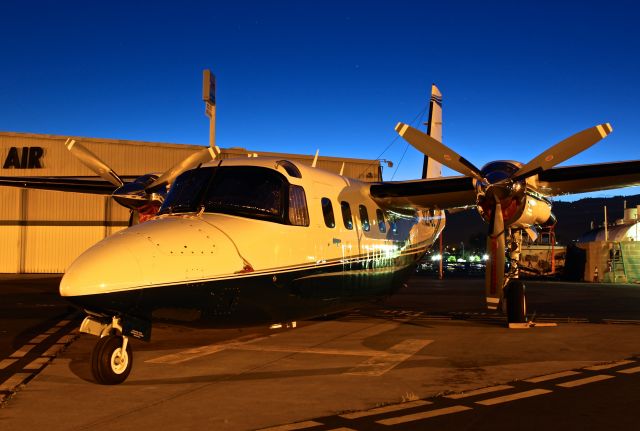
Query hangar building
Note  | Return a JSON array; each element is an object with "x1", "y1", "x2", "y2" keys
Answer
[{"x1": 0, "y1": 131, "x2": 381, "y2": 273}]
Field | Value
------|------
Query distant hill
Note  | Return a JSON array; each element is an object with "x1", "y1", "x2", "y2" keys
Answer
[{"x1": 442, "y1": 194, "x2": 640, "y2": 250}]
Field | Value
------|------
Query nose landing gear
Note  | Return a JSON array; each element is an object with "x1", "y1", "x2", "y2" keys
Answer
[
  {"x1": 79, "y1": 315, "x2": 148, "y2": 384},
  {"x1": 91, "y1": 334, "x2": 133, "y2": 385}
]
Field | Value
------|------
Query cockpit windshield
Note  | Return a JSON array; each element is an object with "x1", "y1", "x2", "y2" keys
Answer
[{"x1": 158, "y1": 166, "x2": 287, "y2": 223}]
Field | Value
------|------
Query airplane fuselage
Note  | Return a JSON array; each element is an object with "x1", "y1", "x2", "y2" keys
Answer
[{"x1": 60, "y1": 157, "x2": 445, "y2": 330}]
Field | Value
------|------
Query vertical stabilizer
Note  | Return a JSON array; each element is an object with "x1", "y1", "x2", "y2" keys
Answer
[{"x1": 421, "y1": 84, "x2": 443, "y2": 179}]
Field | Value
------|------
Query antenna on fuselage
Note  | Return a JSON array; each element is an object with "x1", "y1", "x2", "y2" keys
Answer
[
  {"x1": 339, "y1": 162, "x2": 345, "y2": 176},
  {"x1": 203, "y1": 69, "x2": 216, "y2": 148},
  {"x1": 311, "y1": 149, "x2": 319, "y2": 168}
]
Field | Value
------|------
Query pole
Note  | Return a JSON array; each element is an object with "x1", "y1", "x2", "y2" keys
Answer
[
  {"x1": 439, "y1": 232, "x2": 443, "y2": 280},
  {"x1": 604, "y1": 205, "x2": 608, "y2": 242},
  {"x1": 208, "y1": 103, "x2": 216, "y2": 148}
]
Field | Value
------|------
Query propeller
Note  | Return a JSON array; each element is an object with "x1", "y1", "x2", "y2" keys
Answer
[
  {"x1": 484, "y1": 194, "x2": 505, "y2": 310},
  {"x1": 395, "y1": 121, "x2": 613, "y2": 309},
  {"x1": 395, "y1": 123, "x2": 484, "y2": 181},
  {"x1": 511, "y1": 123, "x2": 612, "y2": 181},
  {"x1": 65, "y1": 139, "x2": 124, "y2": 187},
  {"x1": 65, "y1": 139, "x2": 220, "y2": 223},
  {"x1": 146, "y1": 146, "x2": 220, "y2": 190}
]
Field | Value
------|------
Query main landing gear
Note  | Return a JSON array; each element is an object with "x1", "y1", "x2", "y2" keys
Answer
[
  {"x1": 80, "y1": 315, "x2": 139, "y2": 384},
  {"x1": 503, "y1": 229, "x2": 528, "y2": 327}
]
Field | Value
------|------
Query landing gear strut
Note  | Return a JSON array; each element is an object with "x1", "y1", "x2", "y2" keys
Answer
[
  {"x1": 504, "y1": 229, "x2": 527, "y2": 324},
  {"x1": 80, "y1": 315, "x2": 137, "y2": 384}
]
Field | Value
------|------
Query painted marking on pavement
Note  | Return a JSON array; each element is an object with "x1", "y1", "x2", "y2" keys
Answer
[
  {"x1": 55, "y1": 335, "x2": 76, "y2": 344},
  {"x1": 0, "y1": 373, "x2": 32, "y2": 391},
  {"x1": 0, "y1": 358, "x2": 18, "y2": 370},
  {"x1": 44, "y1": 327, "x2": 59, "y2": 335},
  {"x1": 345, "y1": 339, "x2": 433, "y2": 376},
  {"x1": 55, "y1": 319, "x2": 71, "y2": 328},
  {"x1": 617, "y1": 366, "x2": 640, "y2": 374},
  {"x1": 585, "y1": 360, "x2": 635, "y2": 371},
  {"x1": 376, "y1": 405, "x2": 472, "y2": 425},
  {"x1": 445, "y1": 385, "x2": 514, "y2": 399},
  {"x1": 556, "y1": 374, "x2": 614, "y2": 388},
  {"x1": 9, "y1": 344, "x2": 36, "y2": 358},
  {"x1": 257, "y1": 420, "x2": 323, "y2": 430},
  {"x1": 475, "y1": 389, "x2": 552, "y2": 406},
  {"x1": 41, "y1": 343, "x2": 66, "y2": 358},
  {"x1": 524, "y1": 370, "x2": 581, "y2": 383},
  {"x1": 340, "y1": 400, "x2": 431, "y2": 419},
  {"x1": 29, "y1": 334, "x2": 49, "y2": 344},
  {"x1": 146, "y1": 334, "x2": 271, "y2": 364},
  {"x1": 24, "y1": 357, "x2": 51, "y2": 371}
]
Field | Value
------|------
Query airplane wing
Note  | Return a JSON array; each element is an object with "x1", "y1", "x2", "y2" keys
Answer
[
  {"x1": 0, "y1": 176, "x2": 137, "y2": 194},
  {"x1": 369, "y1": 176, "x2": 476, "y2": 211},
  {"x1": 536, "y1": 160, "x2": 640, "y2": 196}
]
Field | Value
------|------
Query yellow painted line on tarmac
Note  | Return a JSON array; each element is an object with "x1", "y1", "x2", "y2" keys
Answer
[
  {"x1": 475, "y1": 389, "x2": 552, "y2": 406},
  {"x1": 617, "y1": 366, "x2": 640, "y2": 374},
  {"x1": 55, "y1": 319, "x2": 71, "y2": 328},
  {"x1": 146, "y1": 334, "x2": 271, "y2": 364},
  {"x1": 524, "y1": 370, "x2": 581, "y2": 383},
  {"x1": 556, "y1": 374, "x2": 614, "y2": 388},
  {"x1": 345, "y1": 339, "x2": 433, "y2": 376},
  {"x1": 257, "y1": 420, "x2": 323, "y2": 430},
  {"x1": 0, "y1": 373, "x2": 32, "y2": 391},
  {"x1": 445, "y1": 385, "x2": 514, "y2": 399},
  {"x1": 0, "y1": 359, "x2": 18, "y2": 370},
  {"x1": 340, "y1": 400, "x2": 431, "y2": 419},
  {"x1": 9, "y1": 344, "x2": 36, "y2": 358},
  {"x1": 376, "y1": 405, "x2": 472, "y2": 425},
  {"x1": 29, "y1": 334, "x2": 49, "y2": 344},
  {"x1": 24, "y1": 357, "x2": 51, "y2": 371},
  {"x1": 585, "y1": 360, "x2": 635, "y2": 371}
]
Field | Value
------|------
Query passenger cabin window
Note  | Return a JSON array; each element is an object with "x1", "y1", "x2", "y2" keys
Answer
[
  {"x1": 341, "y1": 201, "x2": 353, "y2": 230},
  {"x1": 359, "y1": 205, "x2": 370, "y2": 232},
  {"x1": 376, "y1": 209, "x2": 386, "y2": 233},
  {"x1": 321, "y1": 198, "x2": 335, "y2": 228},
  {"x1": 288, "y1": 185, "x2": 309, "y2": 226}
]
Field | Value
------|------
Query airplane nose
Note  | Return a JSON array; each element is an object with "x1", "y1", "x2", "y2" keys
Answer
[{"x1": 60, "y1": 234, "x2": 146, "y2": 297}]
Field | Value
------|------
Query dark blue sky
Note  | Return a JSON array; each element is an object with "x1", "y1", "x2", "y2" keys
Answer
[{"x1": 1, "y1": 1, "x2": 639, "y2": 198}]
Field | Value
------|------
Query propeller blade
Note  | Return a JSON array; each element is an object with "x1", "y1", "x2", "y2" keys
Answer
[
  {"x1": 146, "y1": 146, "x2": 220, "y2": 190},
  {"x1": 485, "y1": 200, "x2": 505, "y2": 310},
  {"x1": 512, "y1": 123, "x2": 613, "y2": 180},
  {"x1": 65, "y1": 139, "x2": 124, "y2": 187},
  {"x1": 395, "y1": 122, "x2": 484, "y2": 181}
]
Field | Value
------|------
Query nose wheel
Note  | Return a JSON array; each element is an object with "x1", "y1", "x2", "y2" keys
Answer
[{"x1": 91, "y1": 335, "x2": 133, "y2": 385}]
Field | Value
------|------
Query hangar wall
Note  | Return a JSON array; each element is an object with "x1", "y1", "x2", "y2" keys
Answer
[{"x1": 0, "y1": 131, "x2": 381, "y2": 273}]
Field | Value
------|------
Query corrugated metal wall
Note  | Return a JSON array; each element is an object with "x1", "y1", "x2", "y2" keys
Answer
[{"x1": 0, "y1": 132, "x2": 381, "y2": 273}]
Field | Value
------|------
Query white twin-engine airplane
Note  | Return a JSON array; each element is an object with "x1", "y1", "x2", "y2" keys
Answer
[{"x1": 2, "y1": 85, "x2": 640, "y2": 385}]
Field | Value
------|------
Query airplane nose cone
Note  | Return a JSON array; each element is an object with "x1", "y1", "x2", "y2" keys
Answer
[{"x1": 60, "y1": 234, "x2": 145, "y2": 297}]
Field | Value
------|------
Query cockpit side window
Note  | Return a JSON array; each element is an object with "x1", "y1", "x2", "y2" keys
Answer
[
  {"x1": 359, "y1": 205, "x2": 370, "y2": 232},
  {"x1": 289, "y1": 185, "x2": 309, "y2": 226},
  {"x1": 321, "y1": 198, "x2": 335, "y2": 228},
  {"x1": 158, "y1": 167, "x2": 214, "y2": 215}
]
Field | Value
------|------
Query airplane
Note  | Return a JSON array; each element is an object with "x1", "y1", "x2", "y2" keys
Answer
[{"x1": 1, "y1": 82, "x2": 639, "y2": 385}]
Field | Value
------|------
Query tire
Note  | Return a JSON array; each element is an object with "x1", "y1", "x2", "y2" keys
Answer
[
  {"x1": 505, "y1": 280, "x2": 527, "y2": 324},
  {"x1": 91, "y1": 335, "x2": 133, "y2": 385}
]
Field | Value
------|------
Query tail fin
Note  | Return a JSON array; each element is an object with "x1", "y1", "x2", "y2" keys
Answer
[{"x1": 421, "y1": 84, "x2": 443, "y2": 179}]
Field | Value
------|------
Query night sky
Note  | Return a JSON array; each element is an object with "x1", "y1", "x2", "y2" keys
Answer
[{"x1": 1, "y1": 1, "x2": 639, "y2": 198}]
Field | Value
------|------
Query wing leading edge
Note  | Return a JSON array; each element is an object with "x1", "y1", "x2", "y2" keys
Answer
[
  {"x1": 0, "y1": 176, "x2": 137, "y2": 194},
  {"x1": 370, "y1": 176, "x2": 476, "y2": 212}
]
